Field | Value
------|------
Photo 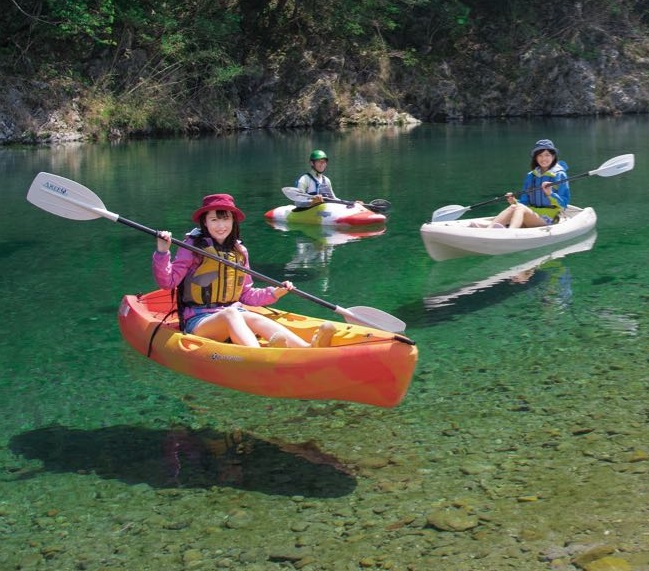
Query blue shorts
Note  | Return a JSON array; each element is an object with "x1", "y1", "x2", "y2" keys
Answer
[
  {"x1": 540, "y1": 215, "x2": 553, "y2": 225},
  {"x1": 183, "y1": 306, "x2": 247, "y2": 334},
  {"x1": 184, "y1": 313, "x2": 213, "y2": 334}
]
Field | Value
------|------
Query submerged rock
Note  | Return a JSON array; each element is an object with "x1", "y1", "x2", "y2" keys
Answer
[{"x1": 425, "y1": 509, "x2": 479, "y2": 532}]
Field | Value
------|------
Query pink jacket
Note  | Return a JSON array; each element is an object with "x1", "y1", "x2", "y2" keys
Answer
[{"x1": 152, "y1": 238, "x2": 278, "y2": 321}]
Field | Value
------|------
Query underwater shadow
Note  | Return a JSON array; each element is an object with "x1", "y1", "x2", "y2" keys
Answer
[{"x1": 9, "y1": 425, "x2": 357, "y2": 498}]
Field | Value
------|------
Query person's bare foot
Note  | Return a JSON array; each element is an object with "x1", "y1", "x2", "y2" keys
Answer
[
  {"x1": 267, "y1": 332, "x2": 288, "y2": 348},
  {"x1": 311, "y1": 321, "x2": 336, "y2": 348}
]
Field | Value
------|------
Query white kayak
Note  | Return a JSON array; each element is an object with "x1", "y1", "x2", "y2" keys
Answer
[{"x1": 420, "y1": 205, "x2": 597, "y2": 261}]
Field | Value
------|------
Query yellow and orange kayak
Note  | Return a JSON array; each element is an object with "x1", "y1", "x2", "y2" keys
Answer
[{"x1": 118, "y1": 290, "x2": 417, "y2": 408}]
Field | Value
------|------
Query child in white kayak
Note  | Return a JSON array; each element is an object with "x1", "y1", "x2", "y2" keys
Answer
[
  {"x1": 487, "y1": 139, "x2": 570, "y2": 228},
  {"x1": 154, "y1": 193, "x2": 335, "y2": 348}
]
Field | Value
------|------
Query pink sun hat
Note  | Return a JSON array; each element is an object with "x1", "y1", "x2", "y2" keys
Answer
[{"x1": 192, "y1": 194, "x2": 245, "y2": 223}]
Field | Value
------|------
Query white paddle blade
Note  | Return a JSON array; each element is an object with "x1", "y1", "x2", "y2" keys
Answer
[
  {"x1": 431, "y1": 204, "x2": 469, "y2": 222},
  {"x1": 591, "y1": 154, "x2": 635, "y2": 177},
  {"x1": 27, "y1": 172, "x2": 117, "y2": 221},
  {"x1": 336, "y1": 305, "x2": 406, "y2": 333}
]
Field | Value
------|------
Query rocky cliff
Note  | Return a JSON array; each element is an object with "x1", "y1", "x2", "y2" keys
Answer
[{"x1": 1, "y1": 32, "x2": 648, "y2": 145}]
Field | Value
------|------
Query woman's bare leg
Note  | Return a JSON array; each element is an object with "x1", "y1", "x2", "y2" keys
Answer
[
  {"x1": 245, "y1": 313, "x2": 336, "y2": 348},
  {"x1": 509, "y1": 205, "x2": 525, "y2": 228},
  {"x1": 489, "y1": 204, "x2": 516, "y2": 227},
  {"x1": 193, "y1": 308, "x2": 337, "y2": 349},
  {"x1": 242, "y1": 312, "x2": 310, "y2": 348},
  {"x1": 193, "y1": 307, "x2": 260, "y2": 347},
  {"x1": 509, "y1": 205, "x2": 547, "y2": 229}
]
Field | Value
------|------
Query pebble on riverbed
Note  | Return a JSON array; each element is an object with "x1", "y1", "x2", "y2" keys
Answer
[{"x1": 425, "y1": 508, "x2": 480, "y2": 532}]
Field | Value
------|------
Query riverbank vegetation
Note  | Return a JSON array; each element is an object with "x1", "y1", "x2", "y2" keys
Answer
[{"x1": 2, "y1": 0, "x2": 649, "y2": 142}]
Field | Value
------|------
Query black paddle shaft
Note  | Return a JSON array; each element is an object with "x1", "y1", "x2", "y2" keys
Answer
[
  {"x1": 324, "y1": 197, "x2": 389, "y2": 213},
  {"x1": 116, "y1": 216, "x2": 339, "y2": 311},
  {"x1": 116, "y1": 215, "x2": 414, "y2": 342},
  {"x1": 480, "y1": 173, "x2": 585, "y2": 209}
]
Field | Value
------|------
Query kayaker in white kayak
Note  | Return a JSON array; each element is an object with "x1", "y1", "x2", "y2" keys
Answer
[
  {"x1": 154, "y1": 193, "x2": 335, "y2": 348},
  {"x1": 293, "y1": 149, "x2": 338, "y2": 207},
  {"x1": 487, "y1": 139, "x2": 570, "y2": 228}
]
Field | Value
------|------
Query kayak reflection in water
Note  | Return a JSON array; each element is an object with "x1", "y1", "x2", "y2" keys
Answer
[
  {"x1": 512, "y1": 258, "x2": 574, "y2": 311},
  {"x1": 269, "y1": 222, "x2": 387, "y2": 293},
  {"x1": 424, "y1": 234, "x2": 597, "y2": 321}
]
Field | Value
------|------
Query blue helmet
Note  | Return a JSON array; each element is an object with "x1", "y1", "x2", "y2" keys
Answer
[{"x1": 530, "y1": 139, "x2": 559, "y2": 157}]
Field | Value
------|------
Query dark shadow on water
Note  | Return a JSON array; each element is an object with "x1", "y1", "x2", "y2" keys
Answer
[{"x1": 9, "y1": 425, "x2": 357, "y2": 497}]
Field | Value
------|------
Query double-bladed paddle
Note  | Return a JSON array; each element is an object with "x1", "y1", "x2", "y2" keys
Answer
[
  {"x1": 431, "y1": 153, "x2": 635, "y2": 223},
  {"x1": 281, "y1": 186, "x2": 391, "y2": 214},
  {"x1": 27, "y1": 172, "x2": 411, "y2": 338}
]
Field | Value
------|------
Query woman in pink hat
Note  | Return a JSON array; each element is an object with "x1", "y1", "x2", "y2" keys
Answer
[{"x1": 153, "y1": 193, "x2": 334, "y2": 348}]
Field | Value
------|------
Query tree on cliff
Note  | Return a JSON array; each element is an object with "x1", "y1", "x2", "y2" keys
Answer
[{"x1": 1, "y1": 0, "x2": 648, "y2": 140}]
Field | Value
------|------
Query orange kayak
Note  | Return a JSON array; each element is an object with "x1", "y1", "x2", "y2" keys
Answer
[{"x1": 118, "y1": 290, "x2": 417, "y2": 408}]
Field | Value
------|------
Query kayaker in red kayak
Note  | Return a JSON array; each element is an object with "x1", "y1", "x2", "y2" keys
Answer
[
  {"x1": 293, "y1": 149, "x2": 338, "y2": 206},
  {"x1": 154, "y1": 193, "x2": 335, "y2": 348}
]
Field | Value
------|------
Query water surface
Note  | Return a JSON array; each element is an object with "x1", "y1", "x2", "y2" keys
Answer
[{"x1": 2, "y1": 117, "x2": 649, "y2": 570}]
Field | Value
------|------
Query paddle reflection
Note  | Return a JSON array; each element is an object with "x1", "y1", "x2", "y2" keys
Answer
[
  {"x1": 422, "y1": 232, "x2": 597, "y2": 319},
  {"x1": 266, "y1": 221, "x2": 385, "y2": 291}
]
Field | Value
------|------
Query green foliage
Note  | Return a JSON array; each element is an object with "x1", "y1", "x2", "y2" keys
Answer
[
  {"x1": 44, "y1": 0, "x2": 116, "y2": 45},
  {"x1": 337, "y1": 0, "x2": 401, "y2": 38},
  {"x1": 124, "y1": 2, "x2": 244, "y2": 84},
  {"x1": 401, "y1": 48, "x2": 419, "y2": 67},
  {"x1": 1, "y1": 0, "x2": 648, "y2": 139},
  {"x1": 207, "y1": 64, "x2": 245, "y2": 88},
  {"x1": 84, "y1": 90, "x2": 181, "y2": 138}
]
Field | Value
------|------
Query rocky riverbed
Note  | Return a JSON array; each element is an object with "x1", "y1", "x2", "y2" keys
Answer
[{"x1": 3, "y1": 320, "x2": 649, "y2": 570}]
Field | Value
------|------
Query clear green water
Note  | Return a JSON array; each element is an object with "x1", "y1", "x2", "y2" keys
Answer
[{"x1": 2, "y1": 118, "x2": 649, "y2": 570}]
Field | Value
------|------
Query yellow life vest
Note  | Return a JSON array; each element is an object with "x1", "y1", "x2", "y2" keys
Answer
[
  {"x1": 528, "y1": 166, "x2": 563, "y2": 222},
  {"x1": 182, "y1": 244, "x2": 246, "y2": 307},
  {"x1": 530, "y1": 204, "x2": 561, "y2": 222}
]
